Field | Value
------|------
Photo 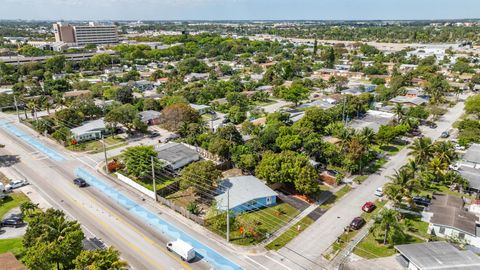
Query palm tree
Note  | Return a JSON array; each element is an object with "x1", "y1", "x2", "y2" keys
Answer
[
  {"x1": 402, "y1": 159, "x2": 419, "y2": 178},
  {"x1": 387, "y1": 169, "x2": 420, "y2": 206},
  {"x1": 393, "y1": 103, "x2": 405, "y2": 123},
  {"x1": 408, "y1": 137, "x2": 434, "y2": 164},
  {"x1": 360, "y1": 127, "x2": 375, "y2": 145},
  {"x1": 434, "y1": 141, "x2": 457, "y2": 165},
  {"x1": 20, "y1": 202, "x2": 39, "y2": 217},
  {"x1": 428, "y1": 157, "x2": 448, "y2": 182},
  {"x1": 372, "y1": 209, "x2": 405, "y2": 245}
]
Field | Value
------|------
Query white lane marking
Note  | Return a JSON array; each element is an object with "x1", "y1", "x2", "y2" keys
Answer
[
  {"x1": 243, "y1": 256, "x2": 270, "y2": 270},
  {"x1": 264, "y1": 253, "x2": 294, "y2": 270}
]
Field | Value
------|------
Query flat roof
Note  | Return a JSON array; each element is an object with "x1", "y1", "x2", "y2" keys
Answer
[
  {"x1": 156, "y1": 142, "x2": 199, "y2": 170},
  {"x1": 395, "y1": 241, "x2": 480, "y2": 270},
  {"x1": 458, "y1": 166, "x2": 480, "y2": 190},
  {"x1": 70, "y1": 118, "x2": 106, "y2": 136}
]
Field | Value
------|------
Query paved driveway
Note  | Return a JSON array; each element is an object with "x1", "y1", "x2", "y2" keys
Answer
[{"x1": 278, "y1": 96, "x2": 469, "y2": 269}]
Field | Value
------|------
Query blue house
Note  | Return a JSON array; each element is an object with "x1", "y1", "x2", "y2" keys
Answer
[{"x1": 215, "y1": 176, "x2": 277, "y2": 214}]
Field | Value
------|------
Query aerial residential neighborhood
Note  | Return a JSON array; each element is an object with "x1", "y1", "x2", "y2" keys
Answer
[{"x1": 1, "y1": 1, "x2": 480, "y2": 270}]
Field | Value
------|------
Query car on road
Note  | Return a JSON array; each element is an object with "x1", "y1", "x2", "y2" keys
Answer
[
  {"x1": 362, "y1": 202, "x2": 376, "y2": 213},
  {"x1": 73, "y1": 178, "x2": 88, "y2": 187},
  {"x1": 374, "y1": 187, "x2": 384, "y2": 197},
  {"x1": 349, "y1": 217, "x2": 365, "y2": 230},
  {"x1": 413, "y1": 196, "x2": 431, "y2": 207},
  {"x1": 5, "y1": 179, "x2": 28, "y2": 191},
  {"x1": 440, "y1": 131, "x2": 450, "y2": 138},
  {"x1": 1, "y1": 217, "x2": 24, "y2": 228}
]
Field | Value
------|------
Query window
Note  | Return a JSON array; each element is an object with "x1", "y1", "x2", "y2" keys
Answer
[
  {"x1": 247, "y1": 200, "x2": 257, "y2": 207},
  {"x1": 439, "y1": 227, "x2": 445, "y2": 234},
  {"x1": 459, "y1": 232, "x2": 465, "y2": 239}
]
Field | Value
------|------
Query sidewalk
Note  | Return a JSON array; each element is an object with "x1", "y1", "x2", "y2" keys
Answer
[{"x1": 263, "y1": 184, "x2": 346, "y2": 246}]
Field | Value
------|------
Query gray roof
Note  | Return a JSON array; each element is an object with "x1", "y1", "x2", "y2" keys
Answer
[
  {"x1": 298, "y1": 100, "x2": 335, "y2": 110},
  {"x1": 139, "y1": 110, "x2": 161, "y2": 122},
  {"x1": 215, "y1": 176, "x2": 277, "y2": 211},
  {"x1": 458, "y1": 166, "x2": 480, "y2": 190},
  {"x1": 463, "y1": 144, "x2": 480, "y2": 164},
  {"x1": 390, "y1": 96, "x2": 428, "y2": 106},
  {"x1": 189, "y1": 104, "x2": 210, "y2": 111},
  {"x1": 348, "y1": 110, "x2": 394, "y2": 132},
  {"x1": 70, "y1": 118, "x2": 106, "y2": 136},
  {"x1": 395, "y1": 241, "x2": 480, "y2": 270},
  {"x1": 156, "y1": 142, "x2": 200, "y2": 170},
  {"x1": 428, "y1": 194, "x2": 478, "y2": 236}
]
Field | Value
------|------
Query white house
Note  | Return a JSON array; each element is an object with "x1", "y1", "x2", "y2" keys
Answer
[
  {"x1": 423, "y1": 194, "x2": 480, "y2": 248},
  {"x1": 70, "y1": 118, "x2": 108, "y2": 142}
]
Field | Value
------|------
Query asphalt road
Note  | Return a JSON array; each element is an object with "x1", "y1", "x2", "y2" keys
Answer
[{"x1": 278, "y1": 95, "x2": 470, "y2": 270}]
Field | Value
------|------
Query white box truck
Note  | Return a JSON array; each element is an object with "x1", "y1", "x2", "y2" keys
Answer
[{"x1": 166, "y1": 239, "x2": 196, "y2": 262}]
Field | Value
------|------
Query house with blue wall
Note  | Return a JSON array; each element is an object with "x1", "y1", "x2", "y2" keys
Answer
[{"x1": 215, "y1": 175, "x2": 277, "y2": 214}]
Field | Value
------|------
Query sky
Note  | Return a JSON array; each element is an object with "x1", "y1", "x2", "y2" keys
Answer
[{"x1": 1, "y1": 0, "x2": 479, "y2": 21}]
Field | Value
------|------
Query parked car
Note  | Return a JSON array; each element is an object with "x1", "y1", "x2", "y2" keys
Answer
[
  {"x1": 440, "y1": 131, "x2": 450, "y2": 138},
  {"x1": 449, "y1": 163, "x2": 460, "y2": 171},
  {"x1": 455, "y1": 144, "x2": 466, "y2": 151},
  {"x1": 413, "y1": 196, "x2": 431, "y2": 207},
  {"x1": 349, "y1": 217, "x2": 366, "y2": 230},
  {"x1": 149, "y1": 132, "x2": 160, "y2": 138},
  {"x1": 362, "y1": 202, "x2": 376, "y2": 213},
  {"x1": 5, "y1": 179, "x2": 28, "y2": 191},
  {"x1": 374, "y1": 187, "x2": 384, "y2": 197},
  {"x1": 1, "y1": 217, "x2": 24, "y2": 228},
  {"x1": 166, "y1": 239, "x2": 196, "y2": 262},
  {"x1": 73, "y1": 178, "x2": 88, "y2": 187}
]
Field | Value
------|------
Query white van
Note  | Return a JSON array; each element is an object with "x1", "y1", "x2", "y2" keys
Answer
[{"x1": 166, "y1": 239, "x2": 196, "y2": 262}]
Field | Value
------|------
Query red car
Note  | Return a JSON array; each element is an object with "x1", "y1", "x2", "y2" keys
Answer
[{"x1": 362, "y1": 202, "x2": 375, "y2": 213}]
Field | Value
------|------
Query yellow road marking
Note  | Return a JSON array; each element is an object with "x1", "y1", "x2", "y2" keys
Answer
[
  {"x1": 55, "y1": 187, "x2": 166, "y2": 270},
  {"x1": 82, "y1": 184, "x2": 193, "y2": 270}
]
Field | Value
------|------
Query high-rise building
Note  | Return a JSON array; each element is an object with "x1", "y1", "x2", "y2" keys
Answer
[{"x1": 53, "y1": 22, "x2": 119, "y2": 46}]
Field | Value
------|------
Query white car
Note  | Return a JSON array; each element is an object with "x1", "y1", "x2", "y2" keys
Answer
[
  {"x1": 5, "y1": 179, "x2": 28, "y2": 191},
  {"x1": 374, "y1": 187, "x2": 384, "y2": 197},
  {"x1": 455, "y1": 144, "x2": 466, "y2": 151},
  {"x1": 449, "y1": 164, "x2": 460, "y2": 171}
]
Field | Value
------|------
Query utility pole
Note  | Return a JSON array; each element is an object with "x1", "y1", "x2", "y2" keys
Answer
[
  {"x1": 226, "y1": 188, "x2": 230, "y2": 242},
  {"x1": 13, "y1": 96, "x2": 20, "y2": 121},
  {"x1": 151, "y1": 156, "x2": 157, "y2": 202},
  {"x1": 102, "y1": 135, "x2": 108, "y2": 174}
]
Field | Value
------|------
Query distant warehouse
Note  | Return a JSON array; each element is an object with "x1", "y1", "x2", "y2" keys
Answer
[{"x1": 53, "y1": 22, "x2": 119, "y2": 46}]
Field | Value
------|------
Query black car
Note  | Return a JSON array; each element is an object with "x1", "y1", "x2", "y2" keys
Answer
[
  {"x1": 1, "y1": 217, "x2": 24, "y2": 228},
  {"x1": 73, "y1": 178, "x2": 88, "y2": 187},
  {"x1": 413, "y1": 196, "x2": 431, "y2": 207},
  {"x1": 149, "y1": 132, "x2": 160, "y2": 138},
  {"x1": 349, "y1": 217, "x2": 365, "y2": 230}
]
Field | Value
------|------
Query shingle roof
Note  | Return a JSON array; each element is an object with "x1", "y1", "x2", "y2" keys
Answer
[
  {"x1": 395, "y1": 241, "x2": 480, "y2": 270},
  {"x1": 215, "y1": 176, "x2": 277, "y2": 211},
  {"x1": 428, "y1": 194, "x2": 478, "y2": 235},
  {"x1": 139, "y1": 110, "x2": 161, "y2": 122}
]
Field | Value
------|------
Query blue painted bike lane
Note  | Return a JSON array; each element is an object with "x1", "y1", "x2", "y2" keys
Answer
[
  {"x1": 76, "y1": 167, "x2": 242, "y2": 270},
  {"x1": 0, "y1": 120, "x2": 66, "y2": 162}
]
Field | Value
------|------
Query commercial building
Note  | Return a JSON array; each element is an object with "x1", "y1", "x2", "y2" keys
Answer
[{"x1": 53, "y1": 22, "x2": 119, "y2": 46}]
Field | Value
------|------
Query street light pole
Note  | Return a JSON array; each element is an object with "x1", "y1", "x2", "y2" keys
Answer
[
  {"x1": 102, "y1": 135, "x2": 108, "y2": 174},
  {"x1": 13, "y1": 96, "x2": 20, "y2": 122},
  {"x1": 151, "y1": 156, "x2": 157, "y2": 201},
  {"x1": 226, "y1": 188, "x2": 230, "y2": 242}
]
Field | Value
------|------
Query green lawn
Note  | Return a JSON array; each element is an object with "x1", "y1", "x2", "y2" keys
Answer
[
  {"x1": 67, "y1": 137, "x2": 126, "y2": 153},
  {"x1": 353, "y1": 175, "x2": 369, "y2": 184},
  {"x1": 320, "y1": 185, "x2": 352, "y2": 210},
  {"x1": 0, "y1": 238, "x2": 24, "y2": 256},
  {"x1": 0, "y1": 193, "x2": 30, "y2": 219},
  {"x1": 354, "y1": 232, "x2": 423, "y2": 259},
  {"x1": 403, "y1": 214, "x2": 430, "y2": 239},
  {"x1": 220, "y1": 203, "x2": 300, "y2": 246},
  {"x1": 417, "y1": 184, "x2": 476, "y2": 200},
  {"x1": 265, "y1": 216, "x2": 314, "y2": 250}
]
